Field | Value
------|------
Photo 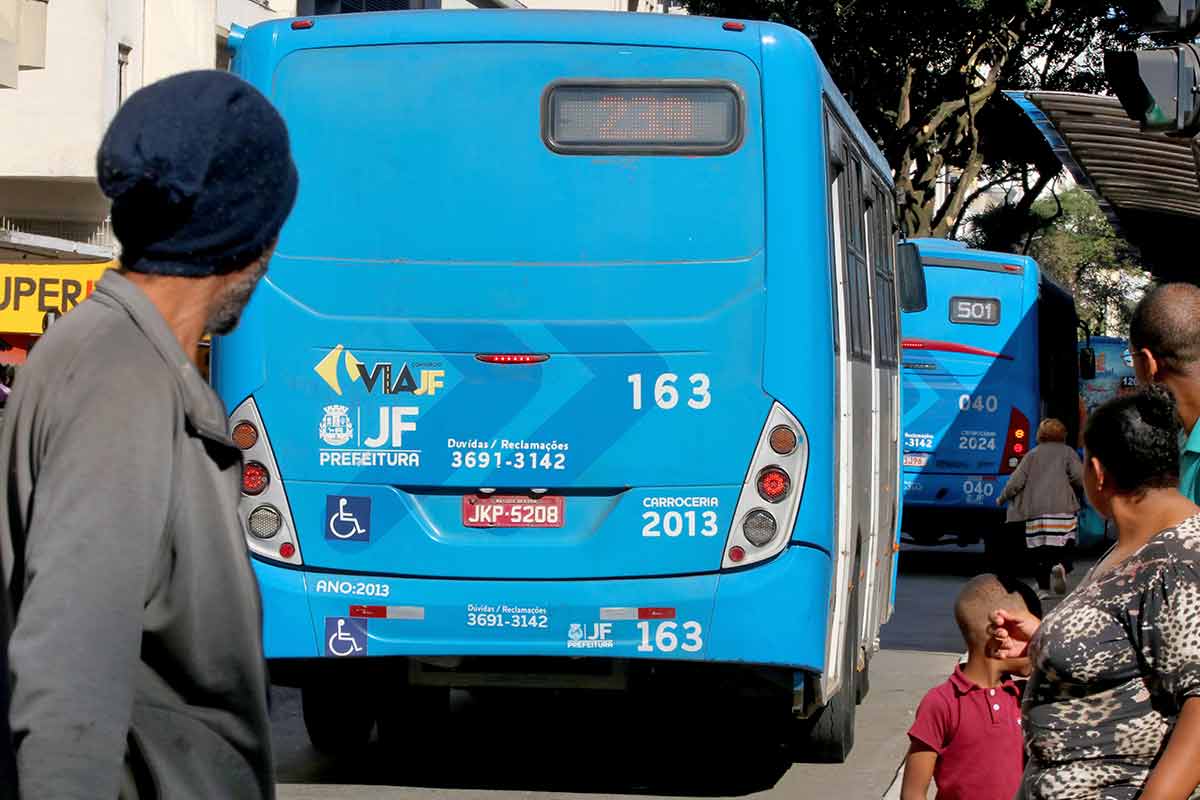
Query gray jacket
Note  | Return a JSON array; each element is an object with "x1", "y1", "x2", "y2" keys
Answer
[
  {"x1": 997, "y1": 441, "x2": 1084, "y2": 523},
  {"x1": 0, "y1": 272, "x2": 273, "y2": 799}
]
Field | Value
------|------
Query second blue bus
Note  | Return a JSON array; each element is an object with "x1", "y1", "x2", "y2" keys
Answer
[{"x1": 900, "y1": 239, "x2": 1080, "y2": 550}]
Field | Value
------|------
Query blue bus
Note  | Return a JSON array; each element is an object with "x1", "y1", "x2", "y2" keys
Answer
[
  {"x1": 218, "y1": 10, "x2": 925, "y2": 761},
  {"x1": 900, "y1": 239, "x2": 1079, "y2": 550},
  {"x1": 1076, "y1": 335, "x2": 1135, "y2": 548}
]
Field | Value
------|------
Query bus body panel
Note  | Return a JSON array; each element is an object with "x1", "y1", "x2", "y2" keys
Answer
[
  {"x1": 253, "y1": 545, "x2": 831, "y2": 669},
  {"x1": 221, "y1": 37, "x2": 774, "y2": 580}
]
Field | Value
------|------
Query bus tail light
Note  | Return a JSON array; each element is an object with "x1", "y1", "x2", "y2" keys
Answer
[
  {"x1": 757, "y1": 467, "x2": 790, "y2": 502},
  {"x1": 242, "y1": 462, "x2": 270, "y2": 495},
  {"x1": 232, "y1": 421, "x2": 259, "y2": 450},
  {"x1": 722, "y1": 403, "x2": 809, "y2": 569},
  {"x1": 475, "y1": 353, "x2": 549, "y2": 364},
  {"x1": 1000, "y1": 407, "x2": 1032, "y2": 475},
  {"x1": 230, "y1": 397, "x2": 303, "y2": 566},
  {"x1": 248, "y1": 505, "x2": 282, "y2": 538}
]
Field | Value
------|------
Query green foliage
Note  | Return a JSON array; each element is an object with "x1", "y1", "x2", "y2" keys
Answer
[
  {"x1": 680, "y1": 0, "x2": 1148, "y2": 236},
  {"x1": 970, "y1": 187, "x2": 1149, "y2": 334}
]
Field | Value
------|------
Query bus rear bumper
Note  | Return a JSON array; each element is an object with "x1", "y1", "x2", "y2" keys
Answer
[{"x1": 253, "y1": 545, "x2": 831, "y2": 672}]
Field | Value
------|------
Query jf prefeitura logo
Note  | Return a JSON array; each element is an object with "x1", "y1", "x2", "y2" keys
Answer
[{"x1": 314, "y1": 344, "x2": 445, "y2": 398}]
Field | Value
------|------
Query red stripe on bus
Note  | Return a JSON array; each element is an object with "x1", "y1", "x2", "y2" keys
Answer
[
  {"x1": 349, "y1": 605, "x2": 386, "y2": 618},
  {"x1": 902, "y1": 338, "x2": 1013, "y2": 361},
  {"x1": 638, "y1": 608, "x2": 676, "y2": 620}
]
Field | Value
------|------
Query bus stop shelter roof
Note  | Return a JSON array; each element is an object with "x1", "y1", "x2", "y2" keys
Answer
[{"x1": 1005, "y1": 90, "x2": 1200, "y2": 282}]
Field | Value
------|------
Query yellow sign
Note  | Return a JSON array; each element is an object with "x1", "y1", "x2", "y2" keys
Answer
[{"x1": 0, "y1": 260, "x2": 115, "y2": 334}]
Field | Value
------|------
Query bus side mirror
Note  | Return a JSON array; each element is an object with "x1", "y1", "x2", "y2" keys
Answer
[
  {"x1": 1079, "y1": 347, "x2": 1096, "y2": 381},
  {"x1": 897, "y1": 243, "x2": 927, "y2": 312}
]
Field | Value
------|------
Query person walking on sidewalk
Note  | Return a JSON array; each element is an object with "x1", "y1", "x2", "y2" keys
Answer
[
  {"x1": 996, "y1": 418, "x2": 1083, "y2": 595},
  {"x1": 0, "y1": 70, "x2": 298, "y2": 799}
]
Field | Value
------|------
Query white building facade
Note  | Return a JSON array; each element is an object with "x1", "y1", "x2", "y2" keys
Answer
[{"x1": 0, "y1": 0, "x2": 297, "y2": 257}]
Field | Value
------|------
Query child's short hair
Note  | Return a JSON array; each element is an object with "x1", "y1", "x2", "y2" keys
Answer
[{"x1": 953, "y1": 573, "x2": 1031, "y2": 648}]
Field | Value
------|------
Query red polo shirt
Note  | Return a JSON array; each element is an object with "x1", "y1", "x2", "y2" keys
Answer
[{"x1": 907, "y1": 665, "x2": 1024, "y2": 800}]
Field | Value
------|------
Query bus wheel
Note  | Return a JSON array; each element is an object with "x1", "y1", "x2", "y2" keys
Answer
[
  {"x1": 302, "y1": 683, "x2": 376, "y2": 755},
  {"x1": 800, "y1": 583, "x2": 858, "y2": 762},
  {"x1": 377, "y1": 686, "x2": 451, "y2": 752}
]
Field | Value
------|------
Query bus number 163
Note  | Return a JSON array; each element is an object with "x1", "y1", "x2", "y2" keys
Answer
[{"x1": 628, "y1": 373, "x2": 711, "y2": 411}]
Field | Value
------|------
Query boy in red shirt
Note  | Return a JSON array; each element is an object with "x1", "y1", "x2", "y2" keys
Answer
[{"x1": 900, "y1": 574, "x2": 1036, "y2": 800}]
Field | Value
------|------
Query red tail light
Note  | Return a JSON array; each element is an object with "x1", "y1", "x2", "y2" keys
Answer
[
  {"x1": 242, "y1": 461, "x2": 270, "y2": 495},
  {"x1": 475, "y1": 353, "x2": 549, "y2": 364},
  {"x1": 1000, "y1": 408, "x2": 1031, "y2": 475},
  {"x1": 757, "y1": 467, "x2": 791, "y2": 502},
  {"x1": 291, "y1": 19, "x2": 314, "y2": 30}
]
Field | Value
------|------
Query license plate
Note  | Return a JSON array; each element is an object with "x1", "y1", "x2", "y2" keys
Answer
[
  {"x1": 904, "y1": 453, "x2": 930, "y2": 467},
  {"x1": 462, "y1": 495, "x2": 565, "y2": 528}
]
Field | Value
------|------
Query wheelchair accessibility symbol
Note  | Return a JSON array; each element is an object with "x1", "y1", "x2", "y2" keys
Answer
[
  {"x1": 325, "y1": 495, "x2": 371, "y2": 542},
  {"x1": 324, "y1": 617, "x2": 368, "y2": 658}
]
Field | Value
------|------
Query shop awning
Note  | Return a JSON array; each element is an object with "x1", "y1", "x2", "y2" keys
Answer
[{"x1": 1005, "y1": 90, "x2": 1200, "y2": 282}]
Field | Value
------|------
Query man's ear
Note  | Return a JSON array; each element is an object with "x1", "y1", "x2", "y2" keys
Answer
[{"x1": 1136, "y1": 348, "x2": 1161, "y2": 383}]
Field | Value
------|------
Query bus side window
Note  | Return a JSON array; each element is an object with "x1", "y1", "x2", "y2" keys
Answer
[
  {"x1": 872, "y1": 184, "x2": 898, "y2": 367},
  {"x1": 843, "y1": 156, "x2": 870, "y2": 363},
  {"x1": 826, "y1": 113, "x2": 844, "y2": 356}
]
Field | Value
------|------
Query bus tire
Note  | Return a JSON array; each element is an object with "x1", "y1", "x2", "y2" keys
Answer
[
  {"x1": 801, "y1": 582, "x2": 859, "y2": 763},
  {"x1": 302, "y1": 683, "x2": 376, "y2": 755}
]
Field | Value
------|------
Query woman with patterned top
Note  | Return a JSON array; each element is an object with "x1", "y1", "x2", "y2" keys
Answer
[{"x1": 989, "y1": 385, "x2": 1200, "y2": 800}]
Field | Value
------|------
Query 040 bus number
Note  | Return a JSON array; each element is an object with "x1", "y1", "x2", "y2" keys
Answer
[
  {"x1": 642, "y1": 510, "x2": 719, "y2": 538},
  {"x1": 958, "y1": 393, "x2": 999, "y2": 413},
  {"x1": 628, "y1": 373, "x2": 711, "y2": 411},
  {"x1": 637, "y1": 620, "x2": 704, "y2": 653}
]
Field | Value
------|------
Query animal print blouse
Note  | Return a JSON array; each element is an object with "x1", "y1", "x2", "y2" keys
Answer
[{"x1": 1021, "y1": 513, "x2": 1200, "y2": 799}]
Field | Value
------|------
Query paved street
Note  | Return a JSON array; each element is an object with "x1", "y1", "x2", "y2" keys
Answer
[{"x1": 271, "y1": 540, "x2": 1085, "y2": 799}]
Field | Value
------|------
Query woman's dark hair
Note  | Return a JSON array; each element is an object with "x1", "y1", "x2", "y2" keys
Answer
[{"x1": 1083, "y1": 384, "x2": 1181, "y2": 494}]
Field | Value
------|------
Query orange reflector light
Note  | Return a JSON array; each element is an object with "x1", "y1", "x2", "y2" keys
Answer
[
  {"x1": 475, "y1": 353, "x2": 549, "y2": 364},
  {"x1": 242, "y1": 461, "x2": 269, "y2": 495},
  {"x1": 291, "y1": 19, "x2": 314, "y2": 29},
  {"x1": 757, "y1": 467, "x2": 790, "y2": 503},
  {"x1": 279, "y1": 542, "x2": 296, "y2": 559},
  {"x1": 232, "y1": 421, "x2": 259, "y2": 450},
  {"x1": 729, "y1": 545, "x2": 746, "y2": 562},
  {"x1": 769, "y1": 425, "x2": 797, "y2": 455},
  {"x1": 1014, "y1": 429, "x2": 1026, "y2": 439}
]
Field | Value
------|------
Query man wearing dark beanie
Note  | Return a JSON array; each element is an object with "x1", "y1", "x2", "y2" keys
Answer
[{"x1": 0, "y1": 70, "x2": 297, "y2": 799}]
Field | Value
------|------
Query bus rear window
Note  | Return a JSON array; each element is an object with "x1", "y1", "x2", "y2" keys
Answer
[
  {"x1": 543, "y1": 81, "x2": 744, "y2": 155},
  {"x1": 949, "y1": 296, "x2": 1000, "y2": 326}
]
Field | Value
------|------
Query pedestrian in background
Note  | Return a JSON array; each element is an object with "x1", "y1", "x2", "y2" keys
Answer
[
  {"x1": 991, "y1": 385, "x2": 1200, "y2": 800},
  {"x1": 900, "y1": 574, "x2": 1032, "y2": 800},
  {"x1": 1130, "y1": 282, "x2": 1200, "y2": 504},
  {"x1": 0, "y1": 70, "x2": 297, "y2": 799},
  {"x1": 996, "y1": 417, "x2": 1083, "y2": 595}
]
